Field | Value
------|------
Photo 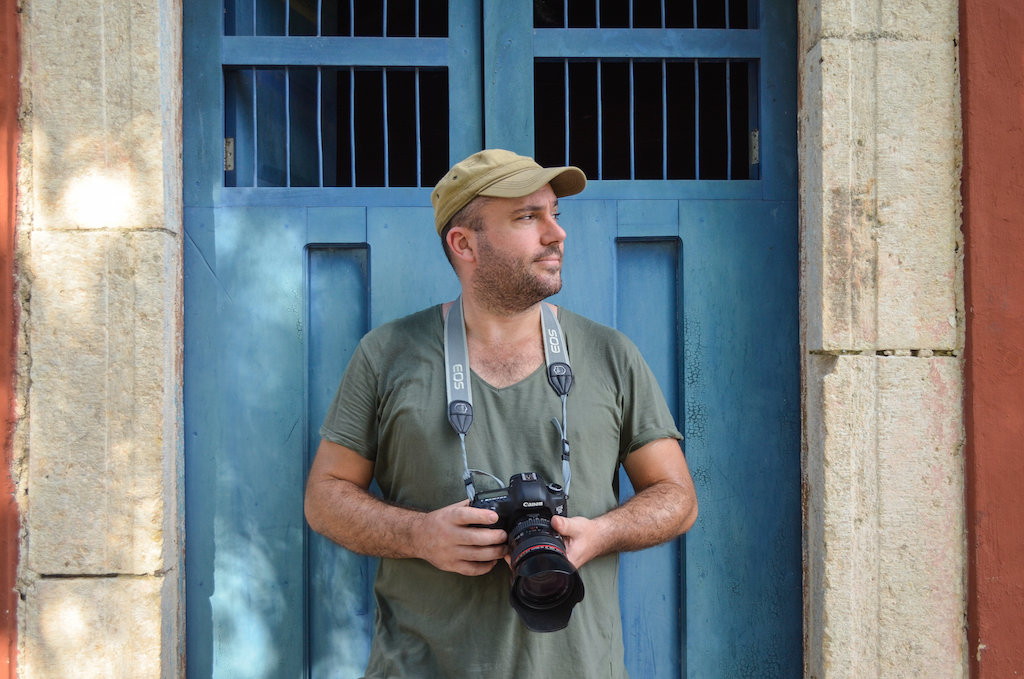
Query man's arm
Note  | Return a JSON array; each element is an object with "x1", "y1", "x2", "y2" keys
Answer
[
  {"x1": 304, "y1": 438, "x2": 509, "y2": 576},
  {"x1": 549, "y1": 437, "x2": 697, "y2": 569}
]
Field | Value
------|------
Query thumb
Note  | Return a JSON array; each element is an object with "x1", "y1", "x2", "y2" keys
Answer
[{"x1": 551, "y1": 515, "x2": 574, "y2": 536}]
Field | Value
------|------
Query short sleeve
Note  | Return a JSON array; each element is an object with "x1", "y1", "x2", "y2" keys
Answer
[
  {"x1": 618, "y1": 345, "x2": 683, "y2": 462},
  {"x1": 319, "y1": 341, "x2": 380, "y2": 461}
]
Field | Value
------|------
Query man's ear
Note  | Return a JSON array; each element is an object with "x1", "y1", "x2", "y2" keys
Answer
[{"x1": 446, "y1": 226, "x2": 476, "y2": 265}]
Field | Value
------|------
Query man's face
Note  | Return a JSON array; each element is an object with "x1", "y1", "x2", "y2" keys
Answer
[{"x1": 469, "y1": 184, "x2": 565, "y2": 315}]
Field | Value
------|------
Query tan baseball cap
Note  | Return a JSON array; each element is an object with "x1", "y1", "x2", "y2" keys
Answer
[{"x1": 431, "y1": 149, "x2": 587, "y2": 234}]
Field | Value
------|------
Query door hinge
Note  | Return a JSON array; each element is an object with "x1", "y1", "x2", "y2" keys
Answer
[
  {"x1": 750, "y1": 129, "x2": 759, "y2": 165},
  {"x1": 224, "y1": 138, "x2": 235, "y2": 172}
]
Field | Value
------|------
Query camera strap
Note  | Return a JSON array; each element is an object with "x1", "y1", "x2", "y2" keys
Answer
[{"x1": 444, "y1": 296, "x2": 574, "y2": 500}]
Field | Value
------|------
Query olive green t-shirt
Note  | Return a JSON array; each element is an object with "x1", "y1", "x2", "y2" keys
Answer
[{"x1": 320, "y1": 305, "x2": 682, "y2": 679}]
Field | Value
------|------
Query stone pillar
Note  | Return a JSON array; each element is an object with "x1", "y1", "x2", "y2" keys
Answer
[
  {"x1": 16, "y1": 0, "x2": 183, "y2": 677},
  {"x1": 799, "y1": 0, "x2": 965, "y2": 676}
]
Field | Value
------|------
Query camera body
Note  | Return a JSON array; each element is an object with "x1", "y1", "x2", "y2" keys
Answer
[
  {"x1": 470, "y1": 472, "x2": 584, "y2": 633},
  {"x1": 470, "y1": 472, "x2": 567, "y2": 530}
]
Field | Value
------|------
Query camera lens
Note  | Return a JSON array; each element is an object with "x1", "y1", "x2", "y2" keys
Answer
[
  {"x1": 507, "y1": 518, "x2": 585, "y2": 630},
  {"x1": 516, "y1": 558, "x2": 573, "y2": 607}
]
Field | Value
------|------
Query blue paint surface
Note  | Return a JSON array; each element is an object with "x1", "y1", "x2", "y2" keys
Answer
[{"x1": 533, "y1": 28, "x2": 762, "y2": 59}]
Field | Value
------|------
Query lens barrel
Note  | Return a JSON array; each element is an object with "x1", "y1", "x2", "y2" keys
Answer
[{"x1": 508, "y1": 517, "x2": 585, "y2": 632}]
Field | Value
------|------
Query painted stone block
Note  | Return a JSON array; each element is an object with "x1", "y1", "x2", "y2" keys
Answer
[
  {"x1": 806, "y1": 354, "x2": 965, "y2": 678},
  {"x1": 27, "y1": 0, "x2": 181, "y2": 233},
  {"x1": 23, "y1": 576, "x2": 176, "y2": 679},
  {"x1": 802, "y1": 38, "x2": 960, "y2": 351},
  {"x1": 27, "y1": 230, "x2": 180, "y2": 574}
]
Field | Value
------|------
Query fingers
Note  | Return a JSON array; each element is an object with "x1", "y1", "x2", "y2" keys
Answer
[
  {"x1": 434, "y1": 542, "x2": 507, "y2": 576},
  {"x1": 453, "y1": 543, "x2": 508, "y2": 562},
  {"x1": 549, "y1": 515, "x2": 595, "y2": 569},
  {"x1": 551, "y1": 515, "x2": 576, "y2": 535},
  {"x1": 453, "y1": 505, "x2": 501, "y2": 527},
  {"x1": 461, "y1": 526, "x2": 506, "y2": 546}
]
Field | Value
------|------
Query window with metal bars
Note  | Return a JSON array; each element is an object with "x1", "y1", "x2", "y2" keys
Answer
[
  {"x1": 534, "y1": 0, "x2": 757, "y2": 30},
  {"x1": 225, "y1": 67, "x2": 449, "y2": 187},
  {"x1": 533, "y1": 0, "x2": 759, "y2": 181},
  {"x1": 534, "y1": 59, "x2": 758, "y2": 181},
  {"x1": 224, "y1": 0, "x2": 450, "y2": 188}
]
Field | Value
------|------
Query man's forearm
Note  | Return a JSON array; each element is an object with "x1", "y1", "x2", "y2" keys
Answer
[
  {"x1": 551, "y1": 478, "x2": 697, "y2": 569},
  {"x1": 305, "y1": 472, "x2": 509, "y2": 575},
  {"x1": 305, "y1": 477, "x2": 425, "y2": 559},
  {"x1": 592, "y1": 480, "x2": 697, "y2": 555}
]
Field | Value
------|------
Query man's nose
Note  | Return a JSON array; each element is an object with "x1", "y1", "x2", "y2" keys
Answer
[{"x1": 541, "y1": 214, "x2": 566, "y2": 244}]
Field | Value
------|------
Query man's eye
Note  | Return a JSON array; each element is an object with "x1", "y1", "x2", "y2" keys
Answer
[{"x1": 552, "y1": 212, "x2": 561, "y2": 220}]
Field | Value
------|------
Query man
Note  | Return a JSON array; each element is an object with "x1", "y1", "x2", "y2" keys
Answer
[{"x1": 305, "y1": 149, "x2": 697, "y2": 678}]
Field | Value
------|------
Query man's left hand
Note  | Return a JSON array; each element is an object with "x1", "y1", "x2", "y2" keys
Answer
[
  {"x1": 550, "y1": 514, "x2": 602, "y2": 569},
  {"x1": 500, "y1": 514, "x2": 602, "y2": 571}
]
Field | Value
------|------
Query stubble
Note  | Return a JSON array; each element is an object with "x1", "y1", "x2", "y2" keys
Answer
[{"x1": 471, "y1": 232, "x2": 563, "y2": 317}]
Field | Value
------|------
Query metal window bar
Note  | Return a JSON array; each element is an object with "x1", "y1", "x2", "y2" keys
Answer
[
  {"x1": 317, "y1": 0, "x2": 322, "y2": 35},
  {"x1": 317, "y1": 66, "x2": 324, "y2": 186},
  {"x1": 595, "y1": 0, "x2": 599, "y2": 28},
  {"x1": 252, "y1": 66, "x2": 258, "y2": 184},
  {"x1": 725, "y1": 59, "x2": 732, "y2": 179},
  {"x1": 725, "y1": 0, "x2": 730, "y2": 29},
  {"x1": 415, "y1": 0, "x2": 419, "y2": 36},
  {"x1": 350, "y1": 0, "x2": 355, "y2": 37},
  {"x1": 286, "y1": 67, "x2": 292, "y2": 185},
  {"x1": 383, "y1": 0, "x2": 388, "y2": 36},
  {"x1": 692, "y1": 0, "x2": 697, "y2": 28},
  {"x1": 382, "y1": 68, "x2": 389, "y2": 187},
  {"x1": 628, "y1": 58, "x2": 635, "y2": 180},
  {"x1": 563, "y1": 59, "x2": 570, "y2": 165},
  {"x1": 629, "y1": 0, "x2": 633, "y2": 28},
  {"x1": 563, "y1": 0, "x2": 568, "y2": 28},
  {"x1": 285, "y1": 0, "x2": 290, "y2": 35},
  {"x1": 415, "y1": 67, "x2": 422, "y2": 186},
  {"x1": 661, "y1": 0, "x2": 665, "y2": 28},
  {"x1": 694, "y1": 60, "x2": 700, "y2": 179},
  {"x1": 596, "y1": 60, "x2": 603, "y2": 179},
  {"x1": 349, "y1": 66, "x2": 356, "y2": 186},
  {"x1": 661, "y1": 59, "x2": 667, "y2": 179}
]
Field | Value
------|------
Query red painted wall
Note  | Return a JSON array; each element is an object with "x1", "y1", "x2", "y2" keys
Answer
[
  {"x1": 0, "y1": 0, "x2": 18, "y2": 676},
  {"x1": 961, "y1": 1, "x2": 1024, "y2": 676}
]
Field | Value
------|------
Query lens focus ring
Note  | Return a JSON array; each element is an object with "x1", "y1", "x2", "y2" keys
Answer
[{"x1": 509, "y1": 518, "x2": 555, "y2": 543}]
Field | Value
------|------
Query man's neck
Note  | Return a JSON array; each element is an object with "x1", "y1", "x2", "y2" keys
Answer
[{"x1": 445, "y1": 292, "x2": 554, "y2": 388}]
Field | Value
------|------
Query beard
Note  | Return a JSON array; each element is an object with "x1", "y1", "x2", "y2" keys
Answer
[{"x1": 470, "y1": 232, "x2": 563, "y2": 316}]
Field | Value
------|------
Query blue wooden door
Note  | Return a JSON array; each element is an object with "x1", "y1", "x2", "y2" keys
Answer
[{"x1": 183, "y1": 1, "x2": 799, "y2": 677}]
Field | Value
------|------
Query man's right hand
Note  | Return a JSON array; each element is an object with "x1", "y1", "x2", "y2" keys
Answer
[{"x1": 414, "y1": 500, "x2": 508, "y2": 576}]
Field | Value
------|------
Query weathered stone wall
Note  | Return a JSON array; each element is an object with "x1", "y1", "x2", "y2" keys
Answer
[
  {"x1": 15, "y1": 0, "x2": 183, "y2": 676},
  {"x1": 800, "y1": 0, "x2": 966, "y2": 676}
]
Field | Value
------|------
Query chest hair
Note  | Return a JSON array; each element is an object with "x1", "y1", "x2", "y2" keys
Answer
[{"x1": 470, "y1": 337, "x2": 545, "y2": 389}]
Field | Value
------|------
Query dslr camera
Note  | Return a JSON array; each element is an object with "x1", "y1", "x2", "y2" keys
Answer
[{"x1": 471, "y1": 472, "x2": 585, "y2": 632}]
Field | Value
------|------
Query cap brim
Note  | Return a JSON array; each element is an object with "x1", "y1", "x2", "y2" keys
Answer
[{"x1": 478, "y1": 166, "x2": 587, "y2": 200}]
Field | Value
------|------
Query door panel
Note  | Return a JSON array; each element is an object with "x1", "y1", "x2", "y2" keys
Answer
[
  {"x1": 678, "y1": 200, "x2": 801, "y2": 677},
  {"x1": 307, "y1": 247, "x2": 373, "y2": 678},
  {"x1": 184, "y1": 1, "x2": 800, "y2": 676},
  {"x1": 616, "y1": 239, "x2": 683, "y2": 677}
]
